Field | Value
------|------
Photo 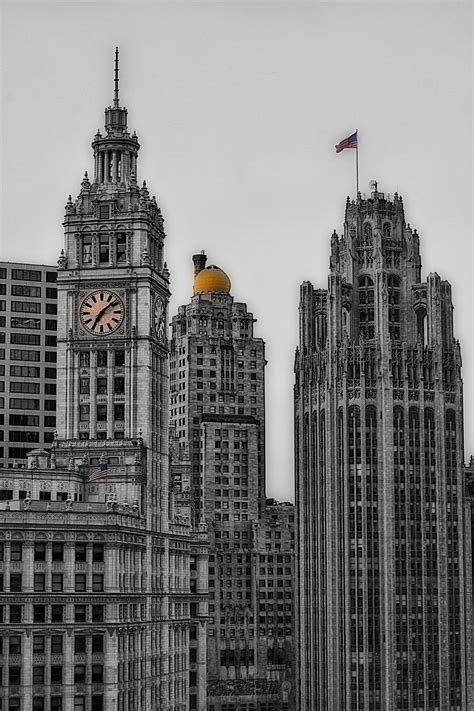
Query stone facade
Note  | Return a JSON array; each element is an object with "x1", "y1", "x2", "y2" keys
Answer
[
  {"x1": 295, "y1": 183, "x2": 470, "y2": 710},
  {"x1": 0, "y1": 50, "x2": 206, "y2": 711}
]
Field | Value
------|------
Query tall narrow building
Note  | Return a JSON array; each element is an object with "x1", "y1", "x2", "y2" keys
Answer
[
  {"x1": 0, "y1": 49, "x2": 206, "y2": 711},
  {"x1": 295, "y1": 183, "x2": 470, "y2": 710},
  {"x1": 171, "y1": 255, "x2": 294, "y2": 710}
]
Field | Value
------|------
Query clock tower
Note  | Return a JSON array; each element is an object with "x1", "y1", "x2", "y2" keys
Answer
[{"x1": 56, "y1": 48, "x2": 170, "y2": 531}]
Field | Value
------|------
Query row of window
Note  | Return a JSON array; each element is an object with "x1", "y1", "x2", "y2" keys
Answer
[
  {"x1": 5, "y1": 382, "x2": 56, "y2": 394},
  {"x1": 79, "y1": 404, "x2": 124, "y2": 421},
  {"x1": 0, "y1": 573, "x2": 104, "y2": 593},
  {"x1": 0, "y1": 301, "x2": 57, "y2": 314},
  {"x1": 2, "y1": 398, "x2": 55, "y2": 410},
  {"x1": 1, "y1": 366, "x2": 56, "y2": 379},
  {"x1": 1, "y1": 604, "x2": 104, "y2": 624},
  {"x1": 80, "y1": 377, "x2": 124, "y2": 394},
  {"x1": 3, "y1": 334, "x2": 57, "y2": 346},
  {"x1": 79, "y1": 350, "x2": 125, "y2": 367},
  {"x1": 0, "y1": 285, "x2": 57, "y2": 298},
  {"x1": 0, "y1": 350, "x2": 56, "y2": 363},
  {"x1": 1, "y1": 633, "x2": 101, "y2": 655},
  {"x1": 0, "y1": 542, "x2": 104, "y2": 562},
  {"x1": 0, "y1": 268, "x2": 56, "y2": 282},
  {"x1": 5, "y1": 697, "x2": 104, "y2": 711}
]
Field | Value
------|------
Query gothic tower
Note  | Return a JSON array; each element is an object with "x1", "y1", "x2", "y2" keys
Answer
[
  {"x1": 295, "y1": 183, "x2": 469, "y2": 709},
  {"x1": 56, "y1": 48, "x2": 170, "y2": 531}
]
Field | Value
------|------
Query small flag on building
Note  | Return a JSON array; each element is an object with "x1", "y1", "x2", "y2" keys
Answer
[
  {"x1": 88, "y1": 463, "x2": 108, "y2": 482},
  {"x1": 335, "y1": 131, "x2": 358, "y2": 153}
]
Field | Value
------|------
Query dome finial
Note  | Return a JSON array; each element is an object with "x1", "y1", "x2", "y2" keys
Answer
[{"x1": 114, "y1": 46, "x2": 120, "y2": 108}]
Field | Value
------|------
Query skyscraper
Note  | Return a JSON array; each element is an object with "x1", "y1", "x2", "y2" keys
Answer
[
  {"x1": 170, "y1": 255, "x2": 294, "y2": 710},
  {"x1": 295, "y1": 183, "x2": 470, "y2": 709},
  {"x1": 0, "y1": 262, "x2": 58, "y2": 468},
  {"x1": 0, "y1": 49, "x2": 206, "y2": 711}
]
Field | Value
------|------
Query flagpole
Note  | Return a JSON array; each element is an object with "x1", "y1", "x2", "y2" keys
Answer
[{"x1": 355, "y1": 129, "x2": 359, "y2": 195}]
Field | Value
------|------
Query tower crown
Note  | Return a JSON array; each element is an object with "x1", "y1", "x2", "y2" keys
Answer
[{"x1": 91, "y1": 47, "x2": 140, "y2": 187}]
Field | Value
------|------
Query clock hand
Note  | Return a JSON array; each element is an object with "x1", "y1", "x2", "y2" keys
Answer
[{"x1": 91, "y1": 304, "x2": 110, "y2": 329}]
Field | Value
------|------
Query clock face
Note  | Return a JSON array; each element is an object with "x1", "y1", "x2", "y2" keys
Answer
[
  {"x1": 80, "y1": 290, "x2": 124, "y2": 336},
  {"x1": 154, "y1": 296, "x2": 166, "y2": 341}
]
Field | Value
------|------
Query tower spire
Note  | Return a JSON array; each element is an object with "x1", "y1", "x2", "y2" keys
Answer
[{"x1": 114, "y1": 46, "x2": 119, "y2": 108}]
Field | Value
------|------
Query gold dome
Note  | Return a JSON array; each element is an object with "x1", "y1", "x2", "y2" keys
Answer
[{"x1": 194, "y1": 265, "x2": 231, "y2": 294}]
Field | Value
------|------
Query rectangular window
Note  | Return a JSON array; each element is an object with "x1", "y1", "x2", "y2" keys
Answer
[
  {"x1": 75, "y1": 574, "x2": 86, "y2": 592},
  {"x1": 91, "y1": 635, "x2": 103, "y2": 653},
  {"x1": 114, "y1": 403, "x2": 124, "y2": 421},
  {"x1": 11, "y1": 268, "x2": 41, "y2": 281},
  {"x1": 45, "y1": 319, "x2": 57, "y2": 331},
  {"x1": 51, "y1": 635, "x2": 63, "y2": 654},
  {"x1": 10, "y1": 365, "x2": 40, "y2": 378},
  {"x1": 45, "y1": 351, "x2": 57, "y2": 362},
  {"x1": 75, "y1": 543, "x2": 87, "y2": 562},
  {"x1": 9, "y1": 605, "x2": 22, "y2": 622},
  {"x1": 10, "y1": 316, "x2": 41, "y2": 329},
  {"x1": 32, "y1": 666, "x2": 44, "y2": 685},
  {"x1": 74, "y1": 698, "x2": 85, "y2": 711},
  {"x1": 92, "y1": 544, "x2": 104, "y2": 562},
  {"x1": 34, "y1": 543, "x2": 46, "y2": 561},
  {"x1": 9, "y1": 636, "x2": 21, "y2": 654},
  {"x1": 82, "y1": 237, "x2": 92, "y2": 264},
  {"x1": 50, "y1": 666, "x2": 63, "y2": 684},
  {"x1": 10, "y1": 381, "x2": 40, "y2": 393},
  {"x1": 79, "y1": 404, "x2": 90, "y2": 422},
  {"x1": 34, "y1": 573, "x2": 46, "y2": 592},
  {"x1": 75, "y1": 605, "x2": 87, "y2": 622},
  {"x1": 45, "y1": 303, "x2": 57, "y2": 314},
  {"x1": 11, "y1": 284, "x2": 41, "y2": 297},
  {"x1": 45, "y1": 367, "x2": 57, "y2": 378},
  {"x1": 33, "y1": 605, "x2": 45, "y2": 623},
  {"x1": 74, "y1": 636, "x2": 86, "y2": 653},
  {"x1": 99, "y1": 205, "x2": 110, "y2": 220},
  {"x1": 10, "y1": 542, "x2": 22, "y2": 561},
  {"x1": 11, "y1": 300, "x2": 41, "y2": 313},
  {"x1": 96, "y1": 405, "x2": 107, "y2": 421},
  {"x1": 96, "y1": 377, "x2": 107, "y2": 394},
  {"x1": 114, "y1": 377, "x2": 124, "y2": 394},
  {"x1": 51, "y1": 605, "x2": 64, "y2": 622},
  {"x1": 52, "y1": 543, "x2": 64, "y2": 561},
  {"x1": 10, "y1": 333, "x2": 40, "y2": 346},
  {"x1": 74, "y1": 665, "x2": 86, "y2": 683},
  {"x1": 51, "y1": 574, "x2": 63, "y2": 592},
  {"x1": 92, "y1": 605, "x2": 104, "y2": 622},
  {"x1": 91, "y1": 665, "x2": 103, "y2": 683},
  {"x1": 8, "y1": 667, "x2": 21, "y2": 685},
  {"x1": 51, "y1": 698, "x2": 63, "y2": 711},
  {"x1": 97, "y1": 350, "x2": 107, "y2": 367},
  {"x1": 10, "y1": 350, "x2": 40, "y2": 362},
  {"x1": 99, "y1": 235, "x2": 109, "y2": 263},
  {"x1": 92, "y1": 574, "x2": 104, "y2": 592},
  {"x1": 9, "y1": 574, "x2": 22, "y2": 592},
  {"x1": 33, "y1": 635, "x2": 45, "y2": 653},
  {"x1": 45, "y1": 336, "x2": 57, "y2": 347},
  {"x1": 116, "y1": 232, "x2": 127, "y2": 263},
  {"x1": 9, "y1": 397, "x2": 40, "y2": 409}
]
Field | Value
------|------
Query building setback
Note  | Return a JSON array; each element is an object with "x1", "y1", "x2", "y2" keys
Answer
[
  {"x1": 170, "y1": 255, "x2": 295, "y2": 710},
  {"x1": 295, "y1": 183, "x2": 470, "y2": 710},
  {"x1": 0, "y1": 262, "x2": 58, "y2": 468},
  {"x1": 0, "y1": 50, "x2": 207, "y2": 711}
]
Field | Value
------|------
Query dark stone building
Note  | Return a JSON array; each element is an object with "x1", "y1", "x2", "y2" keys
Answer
[{"x1": 295, "y1": 183, "x2": 470, "y2": 709}]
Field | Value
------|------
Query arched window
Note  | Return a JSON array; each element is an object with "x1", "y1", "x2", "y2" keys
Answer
[
  {"x1": 359, "y1": 276, "x2": 374, "y2": 339},
  {"x1": 315, "y1": 313, "x2": 327, "y2": 348},
  {"x1": 383, "y1": 222, "x2": 391, "y2": 237},
  {"x1": 363, "y1": 223, "x2": 373, "y2": 243},
  {"x1": 116, "y1": 232, "x2": 127, "y2": 263}
]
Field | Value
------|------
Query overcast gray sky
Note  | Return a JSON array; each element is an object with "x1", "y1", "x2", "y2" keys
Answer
[{"x1": 1, "y1": 1, "x2": 472, "y2": 502}]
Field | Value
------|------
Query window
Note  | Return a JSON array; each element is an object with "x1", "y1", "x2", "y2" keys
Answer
[
  {"x1": 92, "y1": 605, "x2": 104, "y2": 622},
  {"x1": 11, "y1": 284, "x2": 41, "y2": 297},
  {"x1": 97, "y1": 405, "x2": 107, "y2": 421},
  {"x1": 9, "y1": 574, "x2": 22, "y2": 592},
  {"x1": 114, "y1": 403, "x2": 124, "y2": 421},
  {"x1": 45, "y1": 367, "x2": 57, "y2": 378},
  {"x1": 74, "y1": 635, "x2": 86, "y2": 653},
  {"x1": 44, "y1": 415, "x2": 56, "y2": 427},
  {"x1": 9, "y1": 636, "x2": 21, "y2": 654},
  {"x1": 33, "y1": 666, "x2": 45, "y2": 685},
  {"x1": 8, "y1": 667, "x2": 21, "y2": 685},
  {"x1": 116, "y1": 232, "x2": 127, "y2": 263},
  {"x1": 79, "y1": 405, "x2": 90, "y2": 422},
  {"x1": 33, "y1": 605, "x2": 46, "y2": 622},
  {"x1": 33, "y1": 699, "x2": 45, "y2": 711},
  {"x1": 99, "y1": 235, "x2": 109, "y2": 263},
  {"x1": 74, "y1": 698, "x2": 86, "y2": 711},
  {"x1": 52, "y1": 543, "x2": 64, "y2": 561},
  {"x1": 51, "y1": 605, "x2": 64, "y2": 622},
  {"x1": 11, "y1": 300, "x2": 41, "y2": 313},
  {"x1": 51, "y1": 635, "x2": 63, "y2": 654},
  {"x1": 33, "y1": 636, "x2": 45, "y2": 654},
  {"x1": 10, "y1": 365, "x2": 40, "y2": 378},
  {"x1": 91, "y1": 698, "x2": 103, "y2": 711},
  {"x1": 11, "y1": 333, "x2": 40, "y2": 346},
  {"x1": 75, "y1": 574, "x2": 86, "y2": 592},
  {"x1": 92, "y1": 544, "x2": 104, "y2": 562},
  {"x1": 92, "y1": 635, "x2": 103, "y2": 653},
  {"x1": 9, "y1": 700, "x2": 21, "y2": 711},
  {"x1": 12, "y1": 268, "x2": 41, "y2": 281},
  {"x1": 92, "y1": 574, "x2": 104, "y2": 592},
  {"x1": 114, "y1": 377, "x2": 124, "y2": 394},
  {"x1": 45, "y1": 351, "x2": 57, "y2": 362},
  {"x1": 51, "y1": 574, "x2": 63, "y2": 592},
  {"x1": 45, "y1": 320, "x2": 57, "y2": 331},
  {"x1": 96, "y1": 377, "x2": 107, "y2": 394},
  {"x1": 74, "y1": 665, "x2": 86, "y2": 683},
  {"x1": 75, "y1": 543, "x2": 87, "y2": 562},
  {"x1": 50, "y1": 666, "x2": 63, "y2": 684},
  {"x1": 91, "y1": 665, "x2": 103, "y2": 683},
  {"x1": 97, "y1": 351, "x2": 107, "y2": 367},
  {"x1": 114, "y1": 350, "x2": 125, "y2": 367},
  {"x1": 79, "y1": 352, "x2": 90, "y2": 367},
  {"x1": 39, "y1": 491, "x2": 51, "y2": 501},
  {"x1": 75, "y1": 605, "x2": 87, "y2": 622},
  {"x1": 99, "y1": 205, "x2": 110, "y2": 220},
  {"x1": 82, "y1": 236, "x2": 92, "y2": 264},
  {"x1": 10, "y1": 542, "x2": 22, "y2": 561},
  {"x1": 34, "y1": 543, "x2": 46, "y2": 561}
]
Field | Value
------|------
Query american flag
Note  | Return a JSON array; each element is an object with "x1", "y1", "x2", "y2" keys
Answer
[
  {"x1": 88, "y1": 463, "x2": 108, "y2": 482},
  {"x1": 335, "y1": 131, "x2": 358, "y2": 153}
]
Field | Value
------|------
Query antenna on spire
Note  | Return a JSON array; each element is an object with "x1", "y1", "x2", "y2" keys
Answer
[{"x1": 113, "y1": 46, "x2": 119, "y2": 107}]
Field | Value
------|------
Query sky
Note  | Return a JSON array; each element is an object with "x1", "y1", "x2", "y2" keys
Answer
[{"x1": 1, "y1": 1, "x2": 472, "y2": 502}]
